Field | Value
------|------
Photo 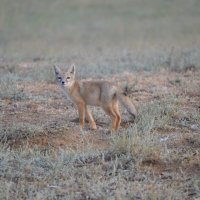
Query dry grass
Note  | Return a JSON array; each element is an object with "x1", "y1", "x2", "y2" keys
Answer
[
  {"x1": 1, "y1": 65, "x2": 200, "y2": 199},
  {"x1": 0, "y1": 0, "x2": 200, "y2": 199}
]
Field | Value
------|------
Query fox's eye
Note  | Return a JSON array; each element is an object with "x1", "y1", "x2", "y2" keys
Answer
[
  {"x1": 66, "y1": 77, "x2": 70, "y2": 80},
  {"x1": 58, "y1": 77, "x2": 62, "y2": 80}
]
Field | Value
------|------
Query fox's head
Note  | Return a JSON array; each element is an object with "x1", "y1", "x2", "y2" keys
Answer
[{"x1": 54, "y1": 64, "x2": 75, "y2": 88}]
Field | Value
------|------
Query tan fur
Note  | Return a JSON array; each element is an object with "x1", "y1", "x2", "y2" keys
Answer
[{"x1": 54, "y1": 64, "x2": 137, "y2": 131}]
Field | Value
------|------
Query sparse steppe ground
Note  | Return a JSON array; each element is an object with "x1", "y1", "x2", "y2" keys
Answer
[
  {"x1": 0, "y1": 60, "x2": 200, "y2": 199},
  {"x1": 0, "y1": 0, "x2": 200, "y2": 199}
]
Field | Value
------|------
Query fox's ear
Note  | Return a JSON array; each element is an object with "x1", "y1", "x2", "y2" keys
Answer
[
  {"x1": 54, "y1": 65, "x2": 62, "y2": 75},
  {"x1": 69, "y1": 64, "x2": 75, "y2": 75}
]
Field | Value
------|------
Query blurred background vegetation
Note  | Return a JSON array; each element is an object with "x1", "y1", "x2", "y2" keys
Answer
[{"x1": 0, "y1": 0, "x2": 200, "y2": 60}]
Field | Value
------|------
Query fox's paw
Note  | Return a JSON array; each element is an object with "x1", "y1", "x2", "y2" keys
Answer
[{"x1": 91, "y1": 124, "x2": 97, "y2": 130}]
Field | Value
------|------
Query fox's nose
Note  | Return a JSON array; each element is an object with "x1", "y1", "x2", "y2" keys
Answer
[{"x1": 62, "y1": 81, "x2": 65, "y2": 85}]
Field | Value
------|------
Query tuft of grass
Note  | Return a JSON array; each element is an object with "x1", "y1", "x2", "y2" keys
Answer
[
  {"x1": 111, "y1": 130, "x2": 161, "y2": 165},
  {"x1": 165, "y1": 48, "x2": 200, "y2": 72},
  {"x1": 168, "y1": 77, "x2": 182, "y2": 86},
  {"x1": 111, "y1": 95, "x2": 179, "y2": 164},
  {"x1": 1, "y1": 123, "x2": 43, "y2": 142},
  {"x1": 137, "y1": 95, "x2": 178, "y2": 132},
  {"x1": 28, "y1": 65, "x2": 56, "y2": 83},
  {"x1": 0, "y1": 140, "x2": 196, "y2": 200},
  {"x1": 0, "y1": 73, "x2": 26, "y2": 100}
]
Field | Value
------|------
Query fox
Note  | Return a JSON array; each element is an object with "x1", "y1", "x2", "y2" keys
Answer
[{"x1": 54, "y1": 64, "x2": 137, "y2": 131}]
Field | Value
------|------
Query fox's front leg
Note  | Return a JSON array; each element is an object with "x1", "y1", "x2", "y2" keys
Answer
[
  {"x1": 85, "y1": 107, "x2": 97, "y2": 130},
  {"x1": 77, "y1": 102, "x2": 85, "y2": 129}
]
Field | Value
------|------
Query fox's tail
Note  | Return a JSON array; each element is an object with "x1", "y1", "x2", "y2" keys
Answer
[{"x1": 117, "y1": 92, "x2": 137, "y2": 119}]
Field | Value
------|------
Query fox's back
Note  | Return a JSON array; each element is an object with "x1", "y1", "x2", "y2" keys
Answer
[{"x1": 79, "y1": 80, "x2": 118, "y2": 106}]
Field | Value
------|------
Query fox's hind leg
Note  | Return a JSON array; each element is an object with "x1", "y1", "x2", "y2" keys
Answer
[
  {"x1": 102, "y1": 105, "x2": 118, "y2": 131},
  {"x1": 85, "y1": 106, "x2": 97, "y2": 130},
  {"x1": 112, "y1": 100, "x2": 121, "y2": 130}
]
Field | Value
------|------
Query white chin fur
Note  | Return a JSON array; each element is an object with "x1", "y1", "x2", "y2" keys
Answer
[{"x1": 65, "y1": 82, "x2": 74, "y2": 88}]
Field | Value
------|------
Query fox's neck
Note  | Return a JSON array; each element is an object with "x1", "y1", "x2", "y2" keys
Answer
[{"x1": 66, "y1": 80, "x2": 78, "y2": 94}]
